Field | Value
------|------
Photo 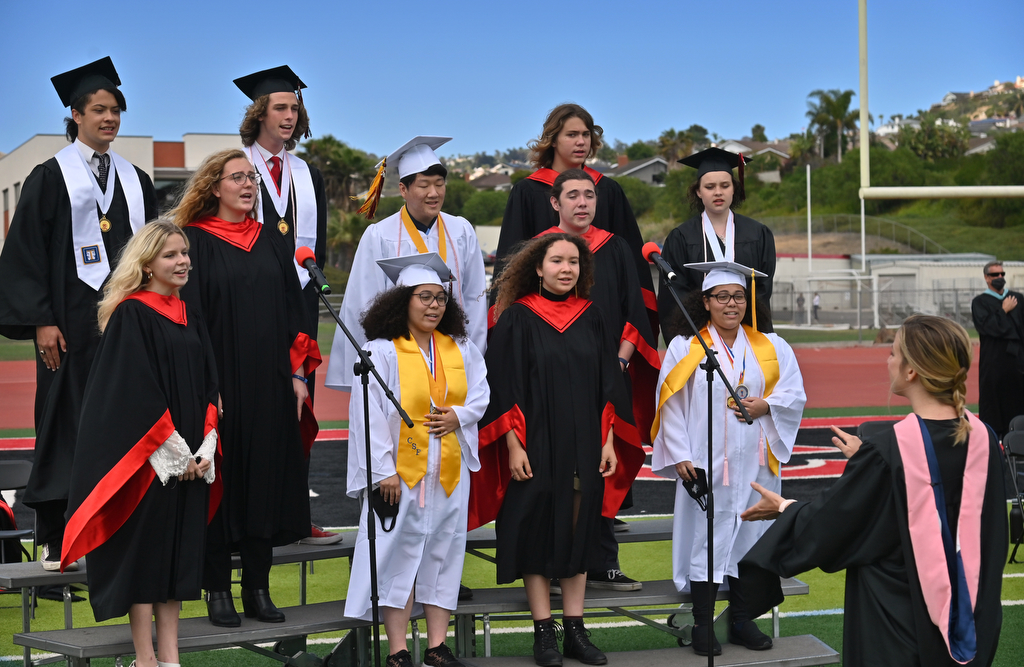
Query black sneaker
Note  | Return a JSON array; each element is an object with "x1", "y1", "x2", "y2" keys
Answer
[
  {"x1": 424, "y1": 642, "x2": 464, "y2": 667},
  {"x1": 386, "y1": 649, "x2": 413, "y2": 667},
  {"x1": 586, "y1": 569, "x2": 641, "y2": 591},
  {"x1": 613, "y1": 518, "x2": 629, "y2": 532},
  {"x1": 458, "y1": 584, "x2": 473, "y2": 601},
  {"x1": 729, "y1": 620, "x2": 773, "y2": 650},
  {"x1": 562, "y1": 618, "x2": 607, "y2": 665},
  {"x1": 533, "y1": 618, "x2": 563, "y2": 666},
  {"x1": 691, "y1": 624, "x2": 722, "y2": 656}
]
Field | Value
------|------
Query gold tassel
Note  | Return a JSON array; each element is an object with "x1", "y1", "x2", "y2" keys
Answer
[{"x1": 353, "y1": 158, "x2": 386, "y2": 219}]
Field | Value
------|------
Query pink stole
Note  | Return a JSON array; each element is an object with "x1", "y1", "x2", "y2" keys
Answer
[{"x1": 893, "y1": 411, "x2": 988, "y2": 664}]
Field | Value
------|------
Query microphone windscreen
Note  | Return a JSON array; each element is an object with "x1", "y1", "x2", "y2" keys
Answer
[
  {"x1": 641, "y1": 241, "x2": 662, "y2": 263},
  {"x1": 295, "y1": 246, "x2": 316, "y2": 265}
]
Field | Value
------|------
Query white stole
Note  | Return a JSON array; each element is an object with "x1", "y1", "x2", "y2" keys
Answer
[
  {"x1": 54, "y1": 144, "x2": 146, "y2": 290},
  {"x1": 248, "y1": 146, "x2": 318, "y2": 287},
  {"x1": 701, "y1": 210, "x2": 735, "y2": 262}
]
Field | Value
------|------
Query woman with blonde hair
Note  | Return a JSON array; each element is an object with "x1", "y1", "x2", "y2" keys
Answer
[
  {"x1": 172, "y1": 149, "x2": 321, "y2": 627},
  {"x1": 739, "y1": 314, "x2": 1007, "y2": 667},
  {"x1": 63, "y1": 220, "x2": 219, "y2": 667}
]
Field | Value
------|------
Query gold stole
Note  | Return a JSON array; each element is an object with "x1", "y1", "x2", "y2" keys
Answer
[
  {"x1": 394, "y1": 333, "x2": 467, "y2": 496},
  {"x1": 401, "y1": 206, "x2": 448, "y2": 263},
  {"x1": 652, "y1": 325, "x2": 783, "y2": 475}
]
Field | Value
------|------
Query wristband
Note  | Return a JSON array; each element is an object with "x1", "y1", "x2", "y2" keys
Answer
[
  {"x1": 779, "y1": 498, "x2": 798, "y2": 513},
  {"x1": 618, "y1": 357, "x2": 630, "y2": 369},
  {"x1": 292, "y1": 374, "x2": 308, "y2": 384}
]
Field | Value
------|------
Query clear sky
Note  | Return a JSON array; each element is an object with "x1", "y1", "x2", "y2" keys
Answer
[{"x1": 1, "y1": 0, "x2": 1021, "y2": 159}]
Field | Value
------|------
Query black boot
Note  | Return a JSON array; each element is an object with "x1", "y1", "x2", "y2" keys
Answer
[
  {"x1": 727, "y1": 576, "x2": 772, "y2": 650},
  {"x1": 532, "y1": 617, "x2": 563, "y2": 667},
  {"x1": 562, "y1": 617, "x2": 607, "y2": 665},
  {"x1": 241, "y1": 587, "x2": 285, "y2": 623},
  {"x1": 206, "y1": 590, "x2": 240, "y2": 627},
  {"x1": 689, "y1": 581, "x2": 721, "y2": 656}
]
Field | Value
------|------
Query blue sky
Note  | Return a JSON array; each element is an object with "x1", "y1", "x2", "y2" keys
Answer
[{"x1": 2, "y1": 1, "x2": 1021, "y2": 159}]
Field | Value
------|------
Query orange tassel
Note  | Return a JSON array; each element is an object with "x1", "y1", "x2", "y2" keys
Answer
[
  {"x1": 353, "y1": 158, "x2": 386, "y2": 219},
  {"x1": 751, "y1": 266, "x2": 757, "y2": 332}
]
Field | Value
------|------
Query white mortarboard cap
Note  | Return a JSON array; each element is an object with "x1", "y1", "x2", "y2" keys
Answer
[
  {"x1": 684, "y1": 261, "x2": 767, "y2": 292},
  {"x1": 376, "y1": 252, "x2": 456, "y2": 288},
  {"x1": 386, "y1": 136, "x2": 452, "y2": 180}
]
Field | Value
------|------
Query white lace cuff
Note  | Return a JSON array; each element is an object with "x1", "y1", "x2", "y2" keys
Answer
[
  {"x1": 149, "y1": 430, "x2": 192, "y2": 485},
  {"x1": 195, "y1": 430, "x2": 217, "y2": 484}
]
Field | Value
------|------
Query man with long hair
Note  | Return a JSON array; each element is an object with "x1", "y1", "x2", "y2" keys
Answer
[{"x1": 0, "y1": 57, "x2": 157, "y2": 571}]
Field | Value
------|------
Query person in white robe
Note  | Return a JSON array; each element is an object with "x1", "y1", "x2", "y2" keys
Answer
[
  {"x1": 326, "y1": 136, "x2": 488, "y2": 392},
  {"x1": 651, "y1": 260, "x2": 806, "y2": 657},
  {"x1": 345, "y1": 253, "x2": 489, "y2": 667}
]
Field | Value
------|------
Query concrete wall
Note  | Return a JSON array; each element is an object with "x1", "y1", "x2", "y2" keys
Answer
[{"x1": 182, "y1": 134, "x2": 244, "y2": 170}]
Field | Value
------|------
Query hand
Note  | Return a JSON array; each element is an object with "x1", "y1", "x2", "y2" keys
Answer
[
  {"x1": 293, "y1": 377, "x2": 308, "y2": 422},
  {"x1": 197, "y1": 458, "x2": 212, "y2": 476},
  {"x1": 36, "y1": 325, "x2": 66, "y2": 372},
  {"x1": 179, "y1": 459, "x2": 203, "y2": 481},
  {"x1": 675, "y1": 460, "x2": 697, "y2": 482},
  {"x1": 599, "y1": 438, "x2": 617, "y2": 478},
  {"x1": 1004, "y1": 295, "x2": 1018, "y2": 313},
  {"x1": 830, "y1": 426, "x2": 862, "y2": 459},
  {"x1": 740, "y1": 482, "x2": 786, "y2": 521},
  {"x1": 217, "y1": 394, "x2": 224, "y2": 420},
  {"x1": 733, "y1": 397, "x2": 770, "y2": 421},
  {"x1": 379, "y1": 474, "x2": 401, "y2": 505},
  {"x1": 424, "y1": 407, "x2": 460, "y2": 437},
  {"x1": 507, "y1": 437, "x2": 533, "y2": 482}
]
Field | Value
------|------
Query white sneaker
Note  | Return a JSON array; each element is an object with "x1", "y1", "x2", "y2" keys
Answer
[{"x1": 40, "y1": 544, "x2": 78, "y2": 572}]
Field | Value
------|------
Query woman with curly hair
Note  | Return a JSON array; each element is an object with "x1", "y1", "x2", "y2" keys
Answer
[
  {"x1": 739, "y1": 315, "x2": 1007, "y2": 667},
  {"x1": 470, "y1": 234, "x2": 642, "y2": 667},
  {"x1": 494, "y1": 103, "x2": 656, "y2": 333},
  {"x1": 344, "y1": 253, "x2": 489, "y2": 667},
  {"x1": 63, "y1": 221, "x2": 218, "y2": 667},
  {"x1": 170, "y1": 149, "x2": 321, "y2": 627}
]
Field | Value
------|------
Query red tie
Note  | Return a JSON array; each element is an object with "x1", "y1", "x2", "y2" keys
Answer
[{"x1": 269, "y1": 156, "x2": 282, "y2": 191}]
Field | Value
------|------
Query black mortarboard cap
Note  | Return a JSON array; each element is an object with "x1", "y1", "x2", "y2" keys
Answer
[
  {"x1": 678, "y1": 146, "x2": 751, "y2": 179},
  {"x1": 233, "y1": 65, "x2": 306, "y2": 101},
  {"x1": 50, "y1": 57, "x2": 121, "y2": 108}
]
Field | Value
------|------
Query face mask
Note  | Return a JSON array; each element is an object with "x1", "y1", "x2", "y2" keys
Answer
[{"x1": 992, "y1": 277, "x2": 1006, "y2": 291}]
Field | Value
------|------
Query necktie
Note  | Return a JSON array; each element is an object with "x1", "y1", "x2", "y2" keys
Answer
[
  {"x1": 95, "y1": 153, "x2": 110, "y2": 192},
  {"x1": 269, "y1": 156, "x2": 282, "y2": 190}
]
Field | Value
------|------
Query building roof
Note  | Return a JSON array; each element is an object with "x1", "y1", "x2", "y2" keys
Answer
[
  {"x1": 603, "y1": 156, "x2": 668, "y2": 177},
  {"x1": 717, "y1": 138, "x2": 791, "y2": 160},
  {"x1": 468, "y1": 172, "x2": 511, "y2": 190}
]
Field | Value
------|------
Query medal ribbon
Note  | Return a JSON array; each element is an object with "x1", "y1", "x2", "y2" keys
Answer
[
  {"x1": 400, "y1": 206, "x2": 448, "y2": 263},
  {"x1": 394, "y1": 332, "x2": 467, "y2": 496},
  {"x1": 701, "y1": 210, "x2": 735, "y2": 262}
]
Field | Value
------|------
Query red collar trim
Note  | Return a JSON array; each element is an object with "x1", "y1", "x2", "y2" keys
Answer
[
  {"x1": 123, "y1": 290, "x2": 187, "y2": 325},
  {"x1": 536, "y1": 225, "x2": 613, "y2": 253},
  {"x1": 187, "y1": 216, "x2": 261, "y2": 251},
  {"x1": 516, "y1": 293, "x2": 591, "y2": 333},
  {"x1": 527, "y1": 165, "x2": 606, "y2": 187}
]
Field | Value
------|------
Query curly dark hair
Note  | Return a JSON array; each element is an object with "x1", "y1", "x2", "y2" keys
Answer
[
  {"x1": 671, "y1": 281, "x2": 773, "y2": 338},
  {"x1": 686, "y1": 173, "x2": 746, "y2": 214},
  {"x1": 492, "y1": 234, "x2": 594, "y2": 319},
  {"x1": 360, "y1": 285, "x2": 468, "y2": 342},
  {"x1": 239, "y1": 94, "x2": 310, "y2": 152}
]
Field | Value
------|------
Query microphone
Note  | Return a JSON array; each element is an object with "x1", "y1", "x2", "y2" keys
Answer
[
  {"x1": 642, "y1": 241, "x2": 676, "y2": 281},
  {"x1": 295, "y1": 246, "x2": 332, "y2": 294}
]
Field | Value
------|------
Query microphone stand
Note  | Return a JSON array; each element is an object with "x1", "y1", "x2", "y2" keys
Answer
[
  {"x1": 654, "y1": 263, "x2": 752, "y2": 667},
  {"x1": 310, "y1": 273, "x2": 412, "y2": 667}
]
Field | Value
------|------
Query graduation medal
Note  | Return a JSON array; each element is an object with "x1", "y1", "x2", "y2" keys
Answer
[
  {"x1": 727, "y1": 384, "x2": 749, "y2": 410},
  {"x1": 98, "y1": 215, "x2": 111, "y2": 233},
  {"x1": 724, "y1": 343, "x2": 747, "y2": 410},
  {"x1": 277, "y1": 219, "x2": 289, "y2": 235}
]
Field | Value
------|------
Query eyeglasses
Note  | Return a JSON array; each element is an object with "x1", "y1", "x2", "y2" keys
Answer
[
  {"x1": 415, "y1": 291, "x2": 449, "y2": 306},
  {"x1": 221, "y1": 171, "x2": 261, "y2": 186},
  {"x1": 987, "y1": 271, "x2": 1006, "y2": 278},
  {"x1": 708, "y1": 291, "x2": 746, "y2": 304}
]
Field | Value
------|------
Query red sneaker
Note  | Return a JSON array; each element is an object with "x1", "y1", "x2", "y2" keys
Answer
[{"x1": 299, "y1": 524, "x2": 344, "y2": 545}]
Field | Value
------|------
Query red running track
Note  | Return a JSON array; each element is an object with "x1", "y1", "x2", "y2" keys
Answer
[{"x1": 0, "y1": 344, "x2": 981, "y2": 431}]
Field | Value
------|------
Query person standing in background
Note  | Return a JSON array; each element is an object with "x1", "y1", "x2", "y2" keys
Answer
[{"x1": 971, "y1": 261, "x2": 1024, "y2": 438}]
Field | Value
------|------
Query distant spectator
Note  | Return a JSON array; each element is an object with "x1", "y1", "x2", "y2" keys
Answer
[
  {"x1": 971, "y1": 261, "x2": 1024, "y2": 437},
  {"x1": 812, "y1": 292, "x2": 820, "y2": 321},
  {"x1": 795, "y1": 293, "x2": 805, "y2": 324}
]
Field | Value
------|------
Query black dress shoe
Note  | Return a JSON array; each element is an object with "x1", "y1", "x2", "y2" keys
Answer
[
  {"x1": 206, "y1": 590, "x2": 241, "y2": 627},
  {"x1": 241, "y1": 587, "x2": 285, "y2": 623}
]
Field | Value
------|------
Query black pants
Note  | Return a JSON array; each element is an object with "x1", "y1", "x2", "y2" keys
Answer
[
  {"x1": 32, "y1": 499, "x2": 67, "y2": 549},
  {"x1": 204, "y1": 508, "x2": 272, "y2": 590}
]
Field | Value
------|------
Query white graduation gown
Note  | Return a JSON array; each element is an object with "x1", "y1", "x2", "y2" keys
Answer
[
  {"x1": 344, "y1": 336, "x2": 489, "y2": 620},
  {"x1": 325, "y1": 211, "x2": 488, "y2": 391},
  {"x1": 651, "y1": 326, "x2": 806, "y2": 590}
]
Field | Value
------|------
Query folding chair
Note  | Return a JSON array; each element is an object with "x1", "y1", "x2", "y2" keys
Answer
[
  {"x1": 1003, "y1": 430, "x2": 1024, "y2": 564},
  {"x1": 1008, "y1": 414, "x2": 1024, "y2": 433},
  {"x1": 0, "y1": 460, "x2": 35, "y2": 564}
]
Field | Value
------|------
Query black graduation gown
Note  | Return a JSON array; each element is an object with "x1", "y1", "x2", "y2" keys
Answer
[
  {"x1": 472, "y1": 293, "x2": 640, "y2": 583},
  {"x1": 658, "y1": 213, "x2": 776, "y2": 342},
  {"x1": 259, "y1": 167, "x2": 328, "y2": 402},
  {"x1": 63, "y1": 295, "x2": 218, "y2": 621},
  {"x1": 0, "y1": 158, "x2": 156, "y2": 511},
  {"x1": 971, "y1": 291, "x2": 1024, "y2": 437},
  {"x1": 495, "y1": 169, "x2": 657, "y2": 329},
  {"x1": 180, "y1": 217, "x2": 318, "y2": 546},
  {"x1": 739, "y1": 419, "x2": 1006, "y2": 667}
]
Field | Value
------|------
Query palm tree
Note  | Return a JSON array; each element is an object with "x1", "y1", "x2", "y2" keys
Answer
[
  {"x1": 805, "y1": 89, "x2": 860, "y2": 163},
  {"x1": 657, "y1": 128, "x2": 693, "y2": 164},
  {"x1": 297, "y1": 135, "x2": 375, "y2": 212}
]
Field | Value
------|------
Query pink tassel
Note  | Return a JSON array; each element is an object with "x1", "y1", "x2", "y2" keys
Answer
[
  {"x1": 419, "y1": 479, "x2": 426, "y2": 508},
  {"x1": 723, "y1": 457, "x2": 729, "y2": 487},
  {"x1": 759, "y1": 432, "x2": 765, "y2": 466}
]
